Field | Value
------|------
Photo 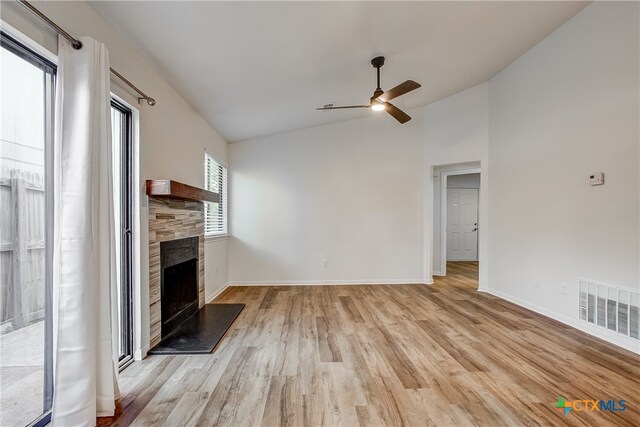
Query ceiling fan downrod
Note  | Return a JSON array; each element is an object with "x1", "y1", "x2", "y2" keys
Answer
[
  {"x1": 371, "y1": 56, "x2": 384, "y2": 92},
  {"x1": 371, "y1": 56, "x2": 385, "y2": 95}
]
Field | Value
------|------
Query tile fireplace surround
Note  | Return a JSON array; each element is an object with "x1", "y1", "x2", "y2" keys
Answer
[{"x1": 148, "y1": 197, "x2": 205, "y2": 348}]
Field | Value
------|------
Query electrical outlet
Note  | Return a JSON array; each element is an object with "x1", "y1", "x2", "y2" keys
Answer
[
  {"x1": 322, "y1": 259, "x2": 328, "y2": 268},
  {"x1": 561, "y1": 282, "x2": 567, "y2": 294}
]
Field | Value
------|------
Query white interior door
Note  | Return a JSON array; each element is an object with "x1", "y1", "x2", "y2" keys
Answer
[{"x1": 446, "y1": 189, "x2": 478, "y2": 261}]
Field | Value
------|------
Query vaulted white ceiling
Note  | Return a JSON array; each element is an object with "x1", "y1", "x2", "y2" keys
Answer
[{"x1": 89, "y1": 1, "x2": 588, "y2": 142}]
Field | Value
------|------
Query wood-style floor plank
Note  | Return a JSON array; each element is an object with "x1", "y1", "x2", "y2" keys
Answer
[{"x1": 100, "y1": 262, "x2": 640, "y2": 426}]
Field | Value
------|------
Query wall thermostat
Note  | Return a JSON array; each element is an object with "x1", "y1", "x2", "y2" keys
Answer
[{"x1": 589, "y1": 172, "x2": 604, "y2": 186}]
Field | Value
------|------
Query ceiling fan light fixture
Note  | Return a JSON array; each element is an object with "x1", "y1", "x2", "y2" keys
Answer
[{"x1": 371, "y1": 100, "x2": 385, "y2": 111}]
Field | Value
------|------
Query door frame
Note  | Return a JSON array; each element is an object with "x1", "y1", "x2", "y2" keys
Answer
[
  {"x1": 111, "y1": 98, "x2": 134, "y2": 369},
  {"x1": 439, "y1": 168, "x2": 481, "y2": 276},
  {"x1": 110, "y1": 93, "x2": 142, "y2": 367}
]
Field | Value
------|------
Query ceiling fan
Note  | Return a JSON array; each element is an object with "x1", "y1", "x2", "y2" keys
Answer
[{"x1": 316, "y1": 56, "x2": 421, "y2": 124}]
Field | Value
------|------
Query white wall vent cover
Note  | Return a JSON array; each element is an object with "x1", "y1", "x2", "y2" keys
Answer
[{"x1": 579, "y1": 280, "x2": 639, "y2": 340}]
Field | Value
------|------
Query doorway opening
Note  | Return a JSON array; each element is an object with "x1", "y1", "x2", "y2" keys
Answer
[{"x1": 432, "y1": 163, "x2": 481, "y2": 288}]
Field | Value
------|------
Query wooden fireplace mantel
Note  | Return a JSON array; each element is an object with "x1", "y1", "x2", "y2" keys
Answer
[{"x1": 146, "y1": 179, "x2": 219, "y2": 203}]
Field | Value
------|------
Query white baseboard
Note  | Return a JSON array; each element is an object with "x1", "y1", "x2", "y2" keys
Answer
[
  {"x1": 480, "y1": 287, "x2": 640, "y2": 354},
  {"x1": 134, "y1": 344, "x2": 150, "y2": 361},
  {"x1": 229, "y1": 278, "x2": 429, "y2": 286},
  {"x1": 206, "y1": 282, "x2": 230, "y2": 303}
]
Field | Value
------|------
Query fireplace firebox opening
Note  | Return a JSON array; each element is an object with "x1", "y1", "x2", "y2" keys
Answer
[{"x1": 160, "y1": 236, "x2": 199, "y2": 337}]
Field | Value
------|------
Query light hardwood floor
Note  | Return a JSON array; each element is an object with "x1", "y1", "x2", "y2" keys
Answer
[{"x1": 101, "y1": 262, "x2": 640, "y2": 426}]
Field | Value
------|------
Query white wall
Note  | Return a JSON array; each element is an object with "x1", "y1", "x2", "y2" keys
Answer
[
  {"x1": 423, "y1": 84, "x2": 489, "y2": 283},
  {"x1": 229, "y1": 112, "x2": 425, "y2": 284},
  {"x1": 487, "y1": 2, "x2": 639, "y2": 349},
  {"x1": 1, "y1": 1, "x2": 229, "y2": 357},
  {"x1": 229, "y1": 83, "x2": 489, "y2": 285},
  {"x1": 205, "y1": 237, "x2": 228, "y2": 301}
]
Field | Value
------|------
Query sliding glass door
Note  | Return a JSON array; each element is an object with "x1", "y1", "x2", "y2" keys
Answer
[
  {"x1": 1, "y1": 32, "x2": 135, "y2": 426},
  {"x1": 0, "y1": 32, "x2": 54, "y2": 427}
]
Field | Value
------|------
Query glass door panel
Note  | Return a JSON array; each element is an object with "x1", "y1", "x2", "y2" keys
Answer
[{"x1": 0, "y1": 32, "x2": 54, "y2": 427}]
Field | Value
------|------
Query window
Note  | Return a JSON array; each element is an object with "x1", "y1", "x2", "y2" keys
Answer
[
  {"x1": 111, "y1": 99, "x2": 134, "y2": 369},
  {"x1": 0, "y1": 31, "x2": 55, "y2": 427},
  {"x1": 204, "y1": 153, "x2": 227, "y2": 236}
]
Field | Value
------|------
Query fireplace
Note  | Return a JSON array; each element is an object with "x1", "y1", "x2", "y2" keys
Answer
[
  {"x1": 160, "y1": 236, "x2": 199, "y2": 337},
  {"x1": 147, "y1": 190, "x2": 242, "y2": 355}
]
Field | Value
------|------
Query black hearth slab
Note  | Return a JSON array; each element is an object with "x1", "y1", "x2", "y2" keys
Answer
[{"x1": 148, "y1": 303, "x2": 244, "y2": 355}]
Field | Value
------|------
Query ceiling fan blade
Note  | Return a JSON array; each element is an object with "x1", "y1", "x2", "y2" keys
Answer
[
  {"x1": 385, "y1": 102, "x2": 411, "y2": 124},
  {"x1": 377, "y1": 80, "x2": 421, "y2": 102},
  {"x1": 316, "y1": 105, "x2": 369, "y2": 110}
]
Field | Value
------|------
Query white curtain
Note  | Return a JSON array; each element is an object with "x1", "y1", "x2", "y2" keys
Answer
[{"x1": 52, "y1": 37, "x2": 119, "y2": 426}]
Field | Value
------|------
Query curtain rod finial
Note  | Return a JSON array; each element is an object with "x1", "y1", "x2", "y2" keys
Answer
[{"x1": 138, "y1": 97, "x2": 156, "y2": 106}]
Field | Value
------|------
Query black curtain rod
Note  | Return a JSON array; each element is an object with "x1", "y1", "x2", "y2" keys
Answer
[{"x1": 18, "y1": 0, "x2": 156, "y2": 106}]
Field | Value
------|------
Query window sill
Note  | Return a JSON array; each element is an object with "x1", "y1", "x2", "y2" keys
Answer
[{"x1": 205, "y1": 234, "x2": 229, "y2": 242}]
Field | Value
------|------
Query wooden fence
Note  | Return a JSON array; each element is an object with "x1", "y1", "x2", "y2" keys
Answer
[{"x1": 0, "y1": 170, "x2": 46, "y2": 332}]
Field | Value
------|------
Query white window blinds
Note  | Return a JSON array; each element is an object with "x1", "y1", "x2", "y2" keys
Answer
[{"x1": 204, "y1": 153, "x2": 227, "y2": 236}]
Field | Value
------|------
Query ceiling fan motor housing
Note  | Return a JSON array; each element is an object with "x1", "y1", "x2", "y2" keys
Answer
[{"x1": 371, "y1": 56, "x2": 385, "y2": 68}]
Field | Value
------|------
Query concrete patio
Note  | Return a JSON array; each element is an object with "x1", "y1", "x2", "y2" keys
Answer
[{"x1": 1, "y1": 321, "x2": 45, "y2": 427}]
